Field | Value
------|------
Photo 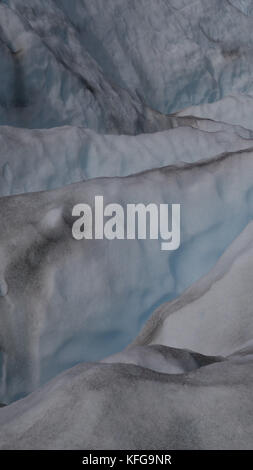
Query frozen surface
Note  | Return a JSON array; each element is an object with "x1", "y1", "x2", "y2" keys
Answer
[
  {"x1": 1, "y1": 119, "x2": 253, "y2": 195},
  {"x1": 1, "y1": 147, "x2": 253, "y2": 403},
  {"x1": 0, "y1": 350, "x2": 252, "y2": 449},
  {"x1": 135, "y1": 221, "x2": 253, "y2": 357},
  {"x1": 1, "y1": 0, "x2": 253, "y2": 129},
  {"x1": 0, "y1": 0, "x2": 253, "y2": 451},
  {"x1": 54, "y1": 0, "x2": 253, "y2": 113},
  {"x1": 102, "y1": 344, "x2": 223, "y2": 375},
  {"x1": 0, "y1": 1, "x2": 172, "y2": 133},
  {"x1": 178, "y1": 94, "x2": 253, "y2": 131}
]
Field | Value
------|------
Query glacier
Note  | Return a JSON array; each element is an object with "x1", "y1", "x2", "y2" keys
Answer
[
  {"x1": 0, "y1": 0, "x2": 253, "y2": 450},
  {"x1": 1, "y1": 146, "x2": 253, "y2": 403},
  {"x1": 1, "y1": 213, "x2": 253, "y2": 449}
]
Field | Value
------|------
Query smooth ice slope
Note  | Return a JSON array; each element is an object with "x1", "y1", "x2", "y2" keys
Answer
[{"x1": 135, "y1": 221, "x2": 253, "y2": 357}]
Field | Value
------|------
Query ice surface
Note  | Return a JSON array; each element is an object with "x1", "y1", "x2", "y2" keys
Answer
[
  {"x1": 102, "y1": 344, "x2": 223, "y2": 375},
  {"x1": 177, "y1": 93, "x2": 253, "y2": 130},
  {"x1": 2, "y1": 219, "x2": 252, "y2": 447},
  {"x1": 134, "y1": 221, "x2": 253, "y2": 357},
  {"x1": 1, "y1": 147, "x2": 253, "y2": 403},
  {"x1": 0, "y1": 1, "x2": 172, "y2": 133},
  {"x1": 1, "y1": 0, "x2": 253, "y2": 129},
  {"x1": 0, "y1": 0, "x2": 253, "y2": 450},
  {"x1": 0, "y1": 350, "x2": 252, "y2": 449},
  {"x1": 54, "y1": 0, "x2": 253, "y2": 113},
  {"x1": 1, "y1": 119, "x2": 253, "y2": 195}
]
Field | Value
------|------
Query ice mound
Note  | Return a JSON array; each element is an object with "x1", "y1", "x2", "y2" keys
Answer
[
  {"x1": 1, "y1": 146, "x2": 253, "y2": 403},
  {"x1": 1, "y1": 119, "x2": 253, "y2": 195},
  {"x1": 1, "y1": 0, "x2": 253, "y2": 451},
  {"x1": 102, "y1": 344, "x2": 223, "y2": 375},
  {"x1": 0, "y1": 350, "x2": 252, "y2": 449}
]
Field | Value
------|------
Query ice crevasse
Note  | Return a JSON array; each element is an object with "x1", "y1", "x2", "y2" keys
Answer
[{"x1": 1, "y1": 145, "x2": 253, "y2": 403}]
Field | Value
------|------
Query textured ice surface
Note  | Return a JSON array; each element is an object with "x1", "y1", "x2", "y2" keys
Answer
[
  {"x1": 178, "y1": 94, "x2": 253, "y2": 130},
  {"x1": 0, "y1": 351, "x2": 252, "y2": 449},
  {"x1": 1, "y1": 147, "x2": 253, "y2": 402},
  {"x1": 54, "y1": 0, "x2": 253, "y2": 113},
  {"x1": 1, "y1": 0, "x2": 253, "y2": 129},
  {"x1": 1, "y1": 220, "x2": 251, "y2": 448},
  {"x1": 0, "y1": 0, "x2": 253, "y2": 450},
  {"x1": 1, "y1": 119, "x2": 253, "y2": 195},
  {"x1": 0, "y1": 0, "x2": 172, "y2": 133}
]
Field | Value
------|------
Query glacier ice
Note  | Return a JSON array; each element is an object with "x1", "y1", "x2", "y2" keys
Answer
[
  {"x1": 0, "y1": 1, "x2": 172, "y2": 133},
  {"x1": 1, "y1": 119, "x2": 253, "y2": 196},
  {"x1": 0, "y1": 0, "x2": 253, "y2": 451},
  {"x1": 0, "y1": 349, "x2": 252, "y2": 449},
  {"x1": 54, "y1": 0, "x2": 253, "y2": 113},
  {"x1": 1, "y1": 218, "x2": 253, "y2": 448},
  {"x1": 134, "y1": 221, "x2": 253, "y2": 357},
  {"x1": 1, "y1": 146, "x2": 253, "y2": 403},
  {"x1": 102, "y1": 344, "x2": 223, "y2": 375},
  {"x1": 2, "y1": 0, "x2": 253, "y2": 130},
  {"x1": 177, "y1": 93, "x2": 253, "y2": 131}
]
